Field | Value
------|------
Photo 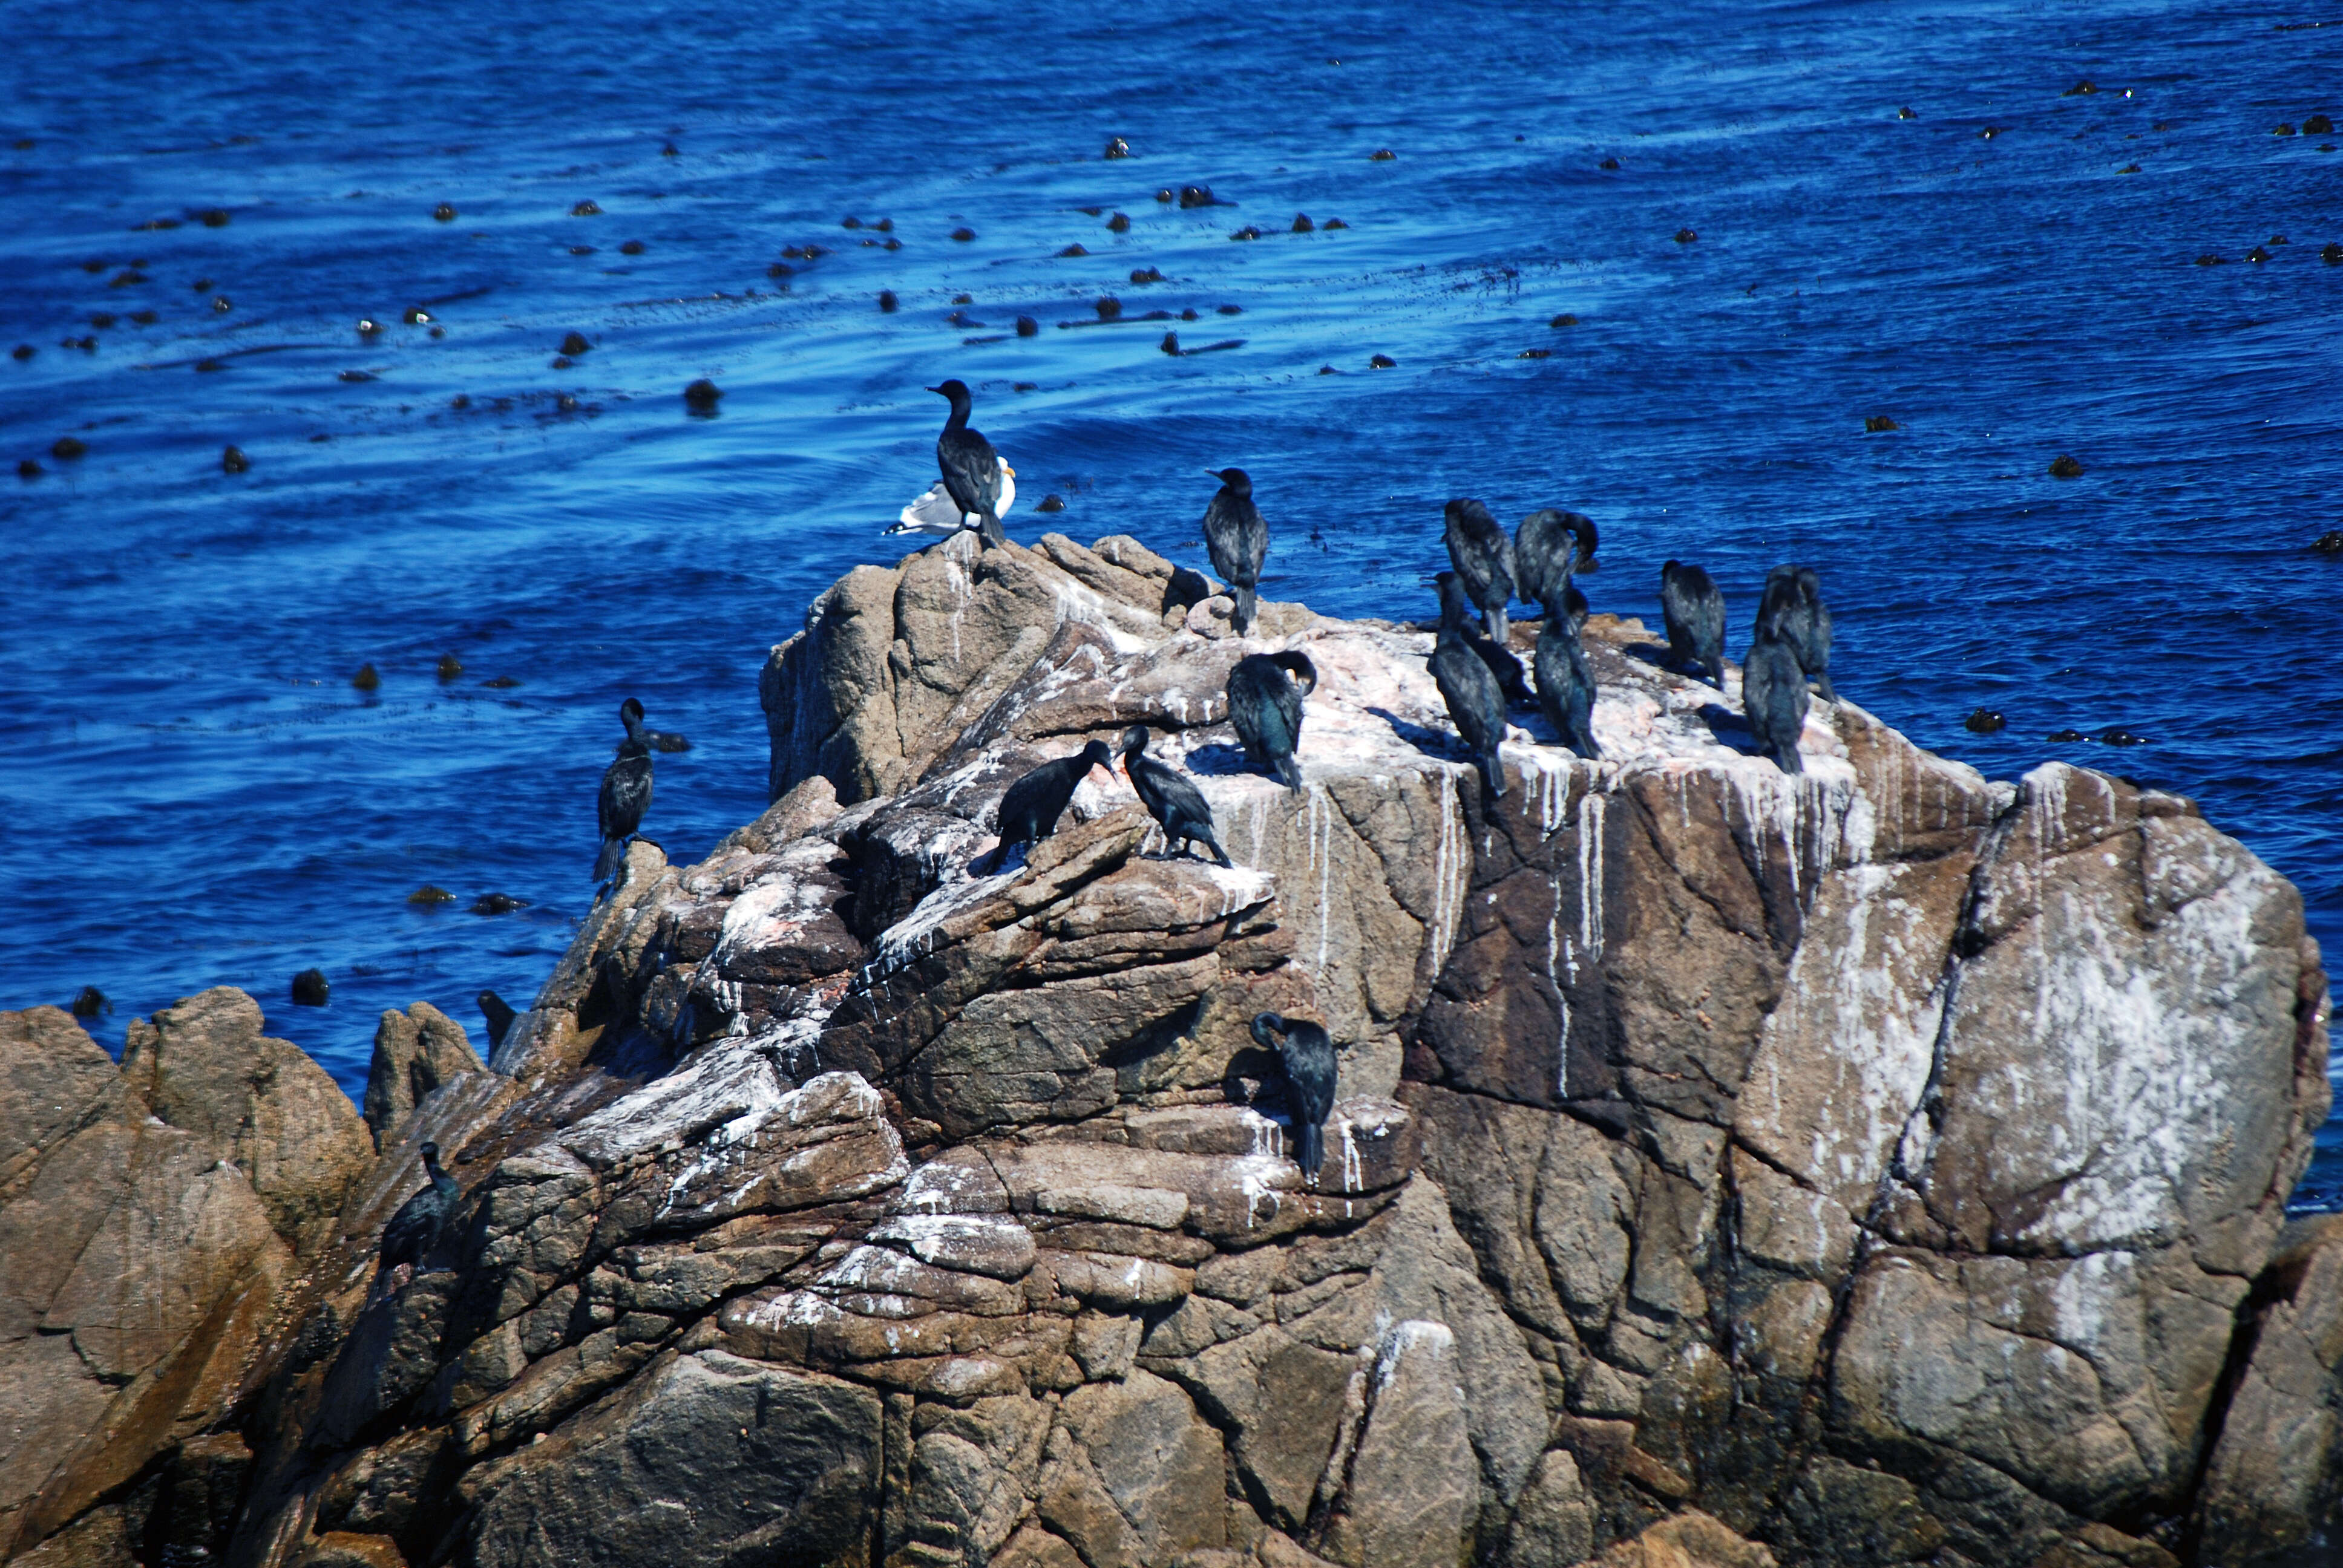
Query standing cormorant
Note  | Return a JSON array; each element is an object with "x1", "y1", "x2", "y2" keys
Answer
[
  {"x1": 373, "y1": 1140, "x2": 459, "y2": 1301},
  {"x1": 972, "y1": 740, "x2": 1116, "y2": 874},
  {"x1": 1202, "y1": 468, "x2": 1268, "y2": 635},
  {"x1": 594, "y1": 704, "x2": 655, "y2": 884},
  {"x1": 1430, "y1": 570, "x2": 1508, "y2": 803},
  {"x1": 1515, "y1": 508, "x2": 1599, "y2": 612},
  {"x1": 620, "y1": 695, "x2": 692, "y2": 753},
  {"x1": 1118, "y1": 727, "x2": 1233, "y2": 864},
  {"x1": 1757, "y1": 566, "x2": 1837, "y2": 701},
  {"x1": 1442, "y1": 498, "x2": 1517, "y2": 644},
  {"x1": 1226, "y1": 650, "x2": 1316, "y2": 790},
  {"x1": 1250, "y1": 1013, "x2": 1337, "y2": 1183},
  {"x1": 1743, "y1": 603, "x2": 1810, "y2": 774},
  {"x1": 1660, "y1": 561, "x2": 1726, "y2": 688},
  {"x1": 928, "y1": 379, "x2": 1007, "y2": 547},
  {"x1": 1535, "y1": 589, "x2": 1602, "y2": 760}
]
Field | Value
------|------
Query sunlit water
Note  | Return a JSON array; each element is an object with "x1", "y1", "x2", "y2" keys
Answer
[{"x1": 3, "y1": 0, "x2": 2338, "y2": 1206}]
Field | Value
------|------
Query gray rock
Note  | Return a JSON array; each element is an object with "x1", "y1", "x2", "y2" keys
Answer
[{"x1": 363, "y1": 1001, "x2": 484, "y2": 1147}]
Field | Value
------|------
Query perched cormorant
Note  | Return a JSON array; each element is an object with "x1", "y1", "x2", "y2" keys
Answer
[
  {"x1": 1118, "y1": 727, "x2": 1232, "y2": 865},
  {"x1": 1743, "y1": 604, "x2": 1810, "y2": 774},
  {"x1": 1251, "y1": 1012, "x2": 1337, "y2": 1182},
  {"x1": 478, "y1": 990, "x2": 516, "y2": 1052},
  {"x1": 1535, "y1": 589, "x2": 1602, "y2": 760},
  {"x1": 1757, "y1": 566, "x2": 1836, "y2": 700},
  {"x1": 1464, "y1": 622, "x2": 1535, "y2": 708},
  {"x1": 1430, "y1": 571, "x2": 1508, "y2": 803},
  {"x1": 595, "y1": 704, "x2": 655, "y2": 884},
  {"x1": 620, "y1": 695, "x2": 691, "y2": 753},
  {"x1": 928, "y1": 379, "x2": 1007, "y2": 547},
  {"x1": 1443, "y1": 498, "x2": 1517, "y2": 643},
  {"x1": 373, "y1": 1140, "x2": 459, "y2": 1301},
  {"x1": 1660, "y1": 561, "x2": 1726, "y2": 688},
  {"x1": 1226, "y1": 650, "x2": 1317, "y2": 789},
  {"x1": 1515, "y1": 508, "x2": 1599, "y2": 612},
  {"x1": 1202, "y1": 468, "x2": 1269, "y2": 634},
  {"x1": 890, "y1": 463, "x2": 1017, "y2": 537},
  {"x1": 972, "y1": 740, "x2": 1116, "y2": 875}
]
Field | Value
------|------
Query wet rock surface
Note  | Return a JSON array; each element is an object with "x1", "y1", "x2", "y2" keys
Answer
[{"x1": 0, "y1": 532, "x2": 2333, "y2": 1567}]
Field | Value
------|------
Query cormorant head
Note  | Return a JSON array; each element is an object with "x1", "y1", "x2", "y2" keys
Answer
[
  {"x1": 1446, "y1": 497, "x2": 1496, "y2": 535},
  {"x1": 1795, "y1": 565, "x2": 1823, "y2": 601},
  {"x1": 1080, "y1": 739, "x2": 1115, "y2": 776},
  {"x1": 620, "y1": 697, "x2": 645, "y2": 733},
  {"x1": 1207, "y1": 467, "x2": 1252, "y2": 495},
  {"x1": 1568, "y1": 511, "x2": 1600, "y2": 573},
  {"x1": 1661, "y1": 559, "x2": 1682, "y2": 581},
  {"x1": 1250, "y1": 1011, "x2": 1288, "y2": 1050},
  {"x1": 926, "y1": 379, "x2": 973, "y2": 410},
  {"x1": 1271, "y1": 651, "x2": 1319, "y2": 695},
  {"x1": 419, "y1": 1140, "x2": 441, "y2": 1168},
  {"x1": 1115, "y1": 725, "x2": 1150, "y2": 762},
  {"x1": 1433, "y1": 570, "x2": 1470, "y2": 629}
]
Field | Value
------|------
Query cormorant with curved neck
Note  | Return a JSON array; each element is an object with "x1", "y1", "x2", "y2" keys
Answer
[
  {"x1": 1757, "y1": 566, "x2": 1835, "y2": 700},
  {"x1": 478, "y1": 991, "x2": 516, "y2": 1053},
  {"x1": 1515, "y1": 508, "x2": 1599, "y2": 612},
  {"x1": 1430, "y1": 570, "x2": 1507, "y2": 804},
  {"x1": 1443, "y1": 498, "x2": 1517, "y2": 643},
  {"x1": 1743, "y1": 600, "x2": 1810, "y2": 774},
  {"x1": 1202, "y1": 468, "x2": 1268, "y2": 634},
  {"x1": 1251, "y1": 1012, "x2": 1337, "y2": 1183},
  {"x1": 620, "y1": 695, "x2": 691, "y2": 753},
  {"x1": 972, "y1": 740, "x2": 1116, "y2": 875},
  {"x1": 1660, "y1": 561, "x2": 1726, "y2": 688},
  {"x1": 595, "y1": 704, "x2": 655, "y2": 884},
  {"x1": 373, "y1": 1140, "x2": 459, "y2": 1301},
  {"x1": 1118, "y1": 727, "x2": 1232, "y2": 864},
  {"x1": 1535, "y1": 586, "x2": 1602, "y2": 760},
  {"x1": 1227, "y1": 650, "x2": 1316, "y2": 790},
  {"x1": 928, "y1": 379, "x2": 1007, "y2": 547}
]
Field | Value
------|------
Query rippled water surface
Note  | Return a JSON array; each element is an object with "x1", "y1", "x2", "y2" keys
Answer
[{"x1": 3, "y1": 0, "x2": 2338, "y2": 1202}]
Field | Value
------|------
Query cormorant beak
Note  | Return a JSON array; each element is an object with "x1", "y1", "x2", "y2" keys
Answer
[{"x1": 925, "y1": 385, "x2": 944, "y2": 395}]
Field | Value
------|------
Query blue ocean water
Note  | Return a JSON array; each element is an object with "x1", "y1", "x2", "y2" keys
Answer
[{"x1": 2, "y1": 0, "x2": 2338, "y2": 1203}]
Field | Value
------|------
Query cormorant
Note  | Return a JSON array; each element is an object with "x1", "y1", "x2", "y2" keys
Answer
[
  {"x1": 972, "y1": 740, "x2": 1116, "y2": 874},
  {"x1": 928, "y1": 379, "x2": 1007, "y2": 547},
  {"x1": 1118, "y1": 727, "x2": 1233, "y2": 865},
  {"x1": 1443, "y1": 498, "x2": 1517, "y2": 643},
  {"x1": 1226, "y1": 650, "x2": 1316, "y2": 789},
  {"x1": 1757, "y1": 566, "x2": 1836, "y2": 700},
  {"x1": 1251, "y1": 1012, "x2": 1337, "y2": 1183},
  {"x1": 889, "y1": 463, "x2": 1017, "y2": 537},
  {"x1": 1202, "y1": 468, "x2": 1269, "y2": 635},
  {"x1": 1660, "y1": 561, "x2": 1726, "y2": 688},
  {"x1": 1515, "y1": 508, "x2": 1599, "y2": 612},
  {"x1": 478, "y1": 990, "x2": 516, "y2": 1052},
  {"x1": 620, "y1": 695, "x2": 691, "y2": 753},
  {"x1": 1535, "y1": 589, "x2": 1602, "y2": 760},
  {"x1": 373, "y1": 1140, "x2": 459, "y2": 1301},
  {"x1": 595, "y1": 704, "x2": 655, "y2": 884},
  {"x1": 1430, "y1": 571, "x2": 1508, "y2": 803},
  {"x1": 1743, "y1": 603, "x2": 1810, "y2": 774},
  {"x1": 1464, "y1": 622, "x2": 1535, "y2": 708}
]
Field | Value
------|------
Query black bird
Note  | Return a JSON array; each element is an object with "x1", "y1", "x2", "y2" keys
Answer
[
  {"x1": 620, "y1": 695, "x2": 692, "y2": 753},
  {"x1": 478, "y1": 990, "x2": 516, "y2": 1053},
  {"x1": 972, "y1": 740, "x2": 1116, "y2": 875},
  {"x1": 928, "y1": 378, "x2": 1007, "y2": 547},
  {"x1": 1251, "y1": 1012, "x2": 1337, "y2": 1183},
  {"x1": 1743, "y1": 601, "x2": 1810, "y2": 774},
  {"x1": 1515, "y1": 508, "x2": 1599, "y2": 612},
  {"x1": 1118, "y1": 726, "x2": 1233, "y2": 864},
  {"x1": 1227, "y1": 650, "x2": 1316, "y2": 790},
  {"x1": 595, "y1": 703, "x2": 655, "y2": 884},
  {"x1": 1202, "y1": 468, "x2": 1268, "y2": 635},
  {"x1": 1464, "y1": 623, "x2": 1535, "y2": 708},
  {"x1": 1660, "y1": 561, "x2": 1726, "y2": 688},
  {"x1": 373, "y1": 1140, "x2": 459, "y2": 1301},
  {"x1": 1757, "y1": 566, "x2": 1836, "y2": 701},
  {"x1": 1430, "y1": 570, "x2": 1508, "y2": 803},
  {"x1": 1442, "y1": 498, "x2": 1517, "y2": 643},
  {"x1": 1535, "y1": 589, "x2": 1602, "y2": 760}
]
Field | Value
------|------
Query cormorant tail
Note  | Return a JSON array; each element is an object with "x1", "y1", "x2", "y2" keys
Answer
[
  {"x1": 1274, "y1": 755, "x2": 1303, "y2": 792},
  {"x1": 1486, "y1": 606, "x2": 1509, "y2": 647},
  {"x1": 1202, "y1": 834, "x2": 1233, "y2": 869},
  {"x1": 593, "y1": 836, "x2": 627, "y2": 884},
  {"x1": 1705, "y1": 656, "x2": 1725, "y2": 689},
  {"x1": 1775, "y1": 743, "x2": 1804, "y2": 776},
  {"x1": 1815, "y1": 673, "x2": 1837, "y2": 701},
  {"x1": 1476, "y1": 753, "x2": 1506, "y2": 803},
  {"x1": 1231, "y1": 584, "x2": 1258, "y2": 635},
  {"x1": 1296, "y1": 1121, "x2": 1325, "y2": 1183},
  {"x1": 977, "y1": 509, "x2": 1006, "y2": 549}
]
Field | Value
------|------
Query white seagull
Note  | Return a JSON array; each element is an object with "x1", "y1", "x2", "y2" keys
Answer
[{"x1": 886, "y1": 461, "x2": 1017, "y2": 537}]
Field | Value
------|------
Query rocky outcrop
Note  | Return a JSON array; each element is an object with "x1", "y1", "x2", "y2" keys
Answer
[{"x1": 1, "y1": 532, "x2": 2334, "y2": 1568}]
